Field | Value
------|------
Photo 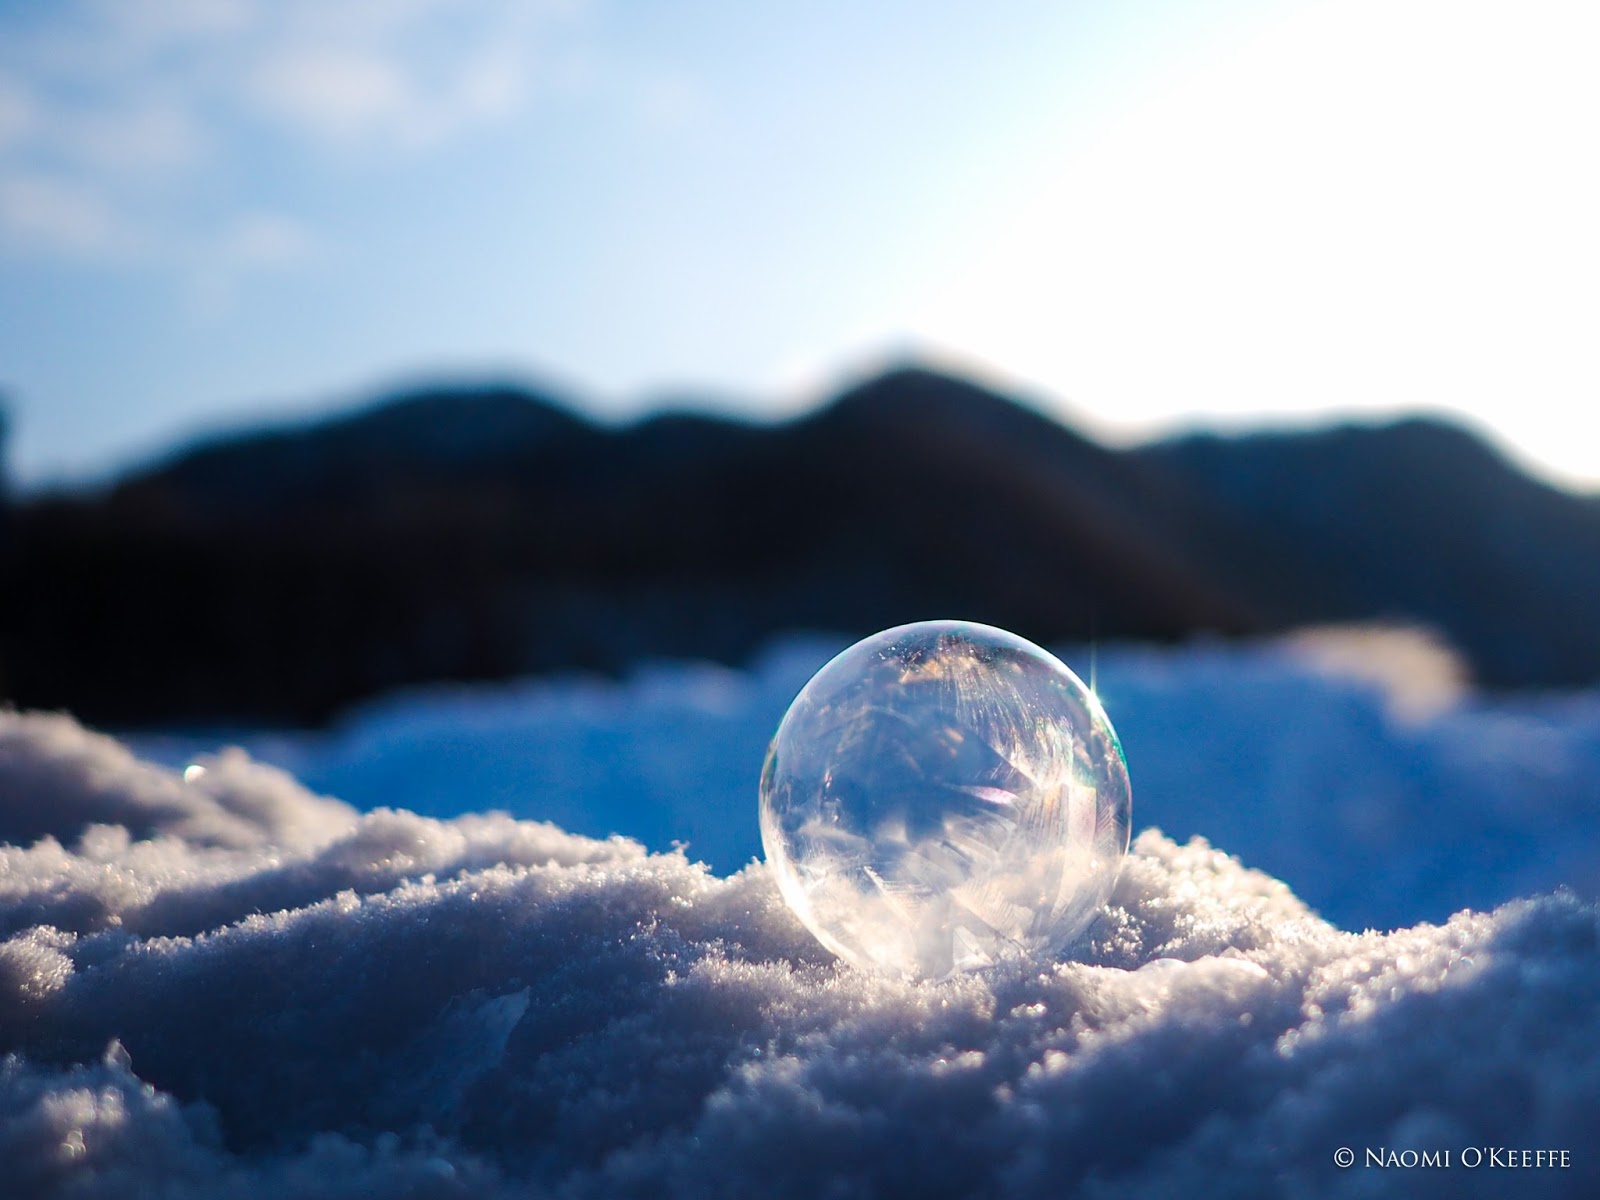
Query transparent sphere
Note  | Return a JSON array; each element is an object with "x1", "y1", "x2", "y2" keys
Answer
[{"x1": 760, "y1": 621, "x2": 1131, "y2": 979}]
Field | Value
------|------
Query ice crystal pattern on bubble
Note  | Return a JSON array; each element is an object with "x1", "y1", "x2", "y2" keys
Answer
[{"x1": 760, "y1": 621, "x2": 1132, "y2": 979}]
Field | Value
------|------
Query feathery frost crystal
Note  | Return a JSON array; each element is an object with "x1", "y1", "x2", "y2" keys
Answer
[{"x1": 759, "y1": 621, "x2": 1131, "y2": 978}]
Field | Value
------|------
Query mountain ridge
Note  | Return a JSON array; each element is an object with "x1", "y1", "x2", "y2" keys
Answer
[{"x1": 3, "y1": 366, "x2": 1595, "y2": 725}]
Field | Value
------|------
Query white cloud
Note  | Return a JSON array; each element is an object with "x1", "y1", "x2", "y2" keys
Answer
[
  {"x1": 176, "y1": 209, "x2": 318, "y2": 318},
  {"x1": 0, "y1": 171, "x2": 130, "y2": 257},
  {"x1": 95, "y1": 0, "x2": 258, "y2": 49},
  {"x1": 219, "y1": 210, "x2": 314, "y2": 267},
  {"x1": 0, "y1": 0, "x2": 582, "y2": 262},
  {"x1": 248, "y1": 48, "x2": 415, "y2": 143},
  {"x1": 244, "y1": 33, "x2": 534, "y2": 150},
  {"x1": 632, "y1": 71, "x2": 706, "y2": 133},
  {"x1": 55, "y1": 102, "x2": 203, "y2": 175},
  {"x1": 0, "y1": 75, "x2": 36, "y2": 150}
]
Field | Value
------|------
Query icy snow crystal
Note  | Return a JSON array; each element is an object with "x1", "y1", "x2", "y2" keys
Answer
[{"x1": 2, "y1": 709, "x2": 1597, "y2": 1198}]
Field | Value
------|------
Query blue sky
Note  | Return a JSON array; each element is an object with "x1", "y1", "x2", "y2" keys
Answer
[{"x1": 2, "y1": 0, "x2": 1596, "y2": 489}]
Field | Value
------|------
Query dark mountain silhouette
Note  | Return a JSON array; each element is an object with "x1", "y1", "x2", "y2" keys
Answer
[
  {"x1": 1137, "y1": 420, "x2": 1600, "y2": 688},
  {"x1": 1, "y1": 367, "x2": 1595, "y2": 726}
]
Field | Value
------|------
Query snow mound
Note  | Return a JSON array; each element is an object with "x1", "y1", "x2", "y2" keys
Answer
[
  {"x1": 128, "y1": 630, "x2": 1600, "y2": 932},
  {"x1": 3, "y1": 711, "x2": 1597, "y2": 1198}
]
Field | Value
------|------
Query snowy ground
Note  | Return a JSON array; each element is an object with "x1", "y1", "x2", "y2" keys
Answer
[
  {"x1": 131, "y1": 627, "x2": 1600, "y2": 931},
  {"x1": 3, "y1": 628, "x2": 1598, "y2": 1197}
]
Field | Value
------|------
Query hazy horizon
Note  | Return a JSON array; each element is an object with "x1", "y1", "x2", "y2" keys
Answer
[{"x1": 7, "y1": 352, "x2": 1594, "y2": 500}]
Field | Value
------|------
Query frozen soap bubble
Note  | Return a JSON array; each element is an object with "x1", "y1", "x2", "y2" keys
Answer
[{"x1": 760, "y1": 621, "x2": 1131, "y2": 979}]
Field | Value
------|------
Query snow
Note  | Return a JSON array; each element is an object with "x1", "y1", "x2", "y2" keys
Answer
[
  {"x1": 132, "y1": 627, "x2": 1600, "y2": 930},
  {"x1": 4, "y1": 630, "x2": 1599, "y2": 1197}
]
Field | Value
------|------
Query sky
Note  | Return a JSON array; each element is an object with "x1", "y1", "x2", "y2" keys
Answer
[{"x1": 1, "y1": 0, "x2": 1597, "y2": 490}]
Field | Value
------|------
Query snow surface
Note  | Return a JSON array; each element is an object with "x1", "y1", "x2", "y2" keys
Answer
[
  {"x1": 132, "y1": 627, "x2": 1600, "y2": 931},
  {"x1": 3, "y1": 631, "x2": 1598, "y2": 1196}
]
